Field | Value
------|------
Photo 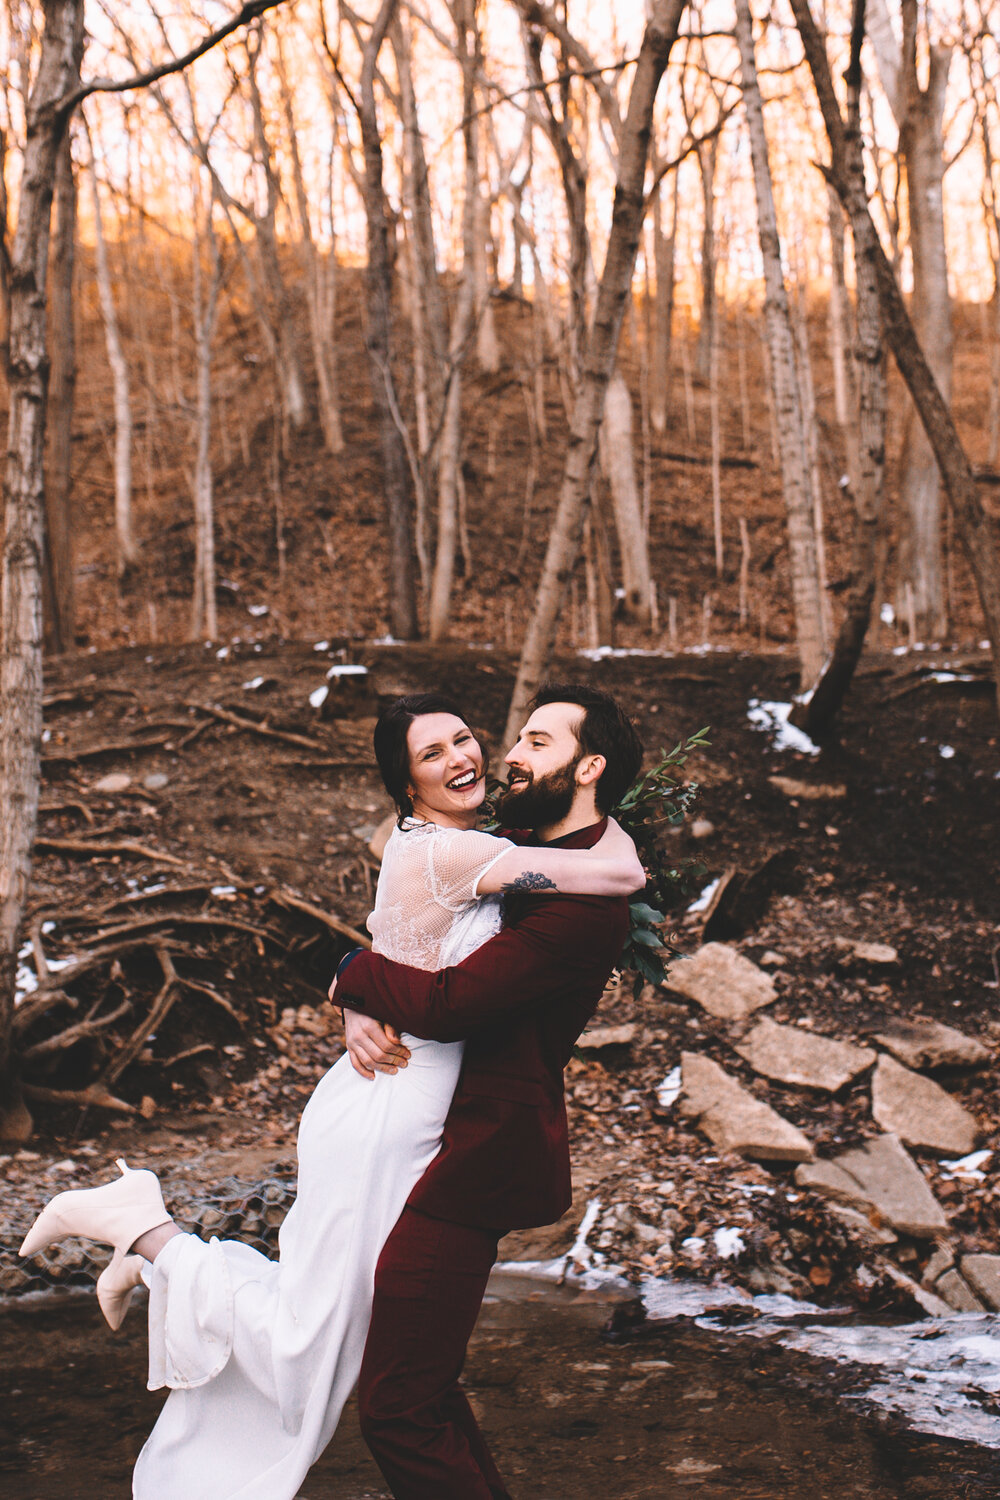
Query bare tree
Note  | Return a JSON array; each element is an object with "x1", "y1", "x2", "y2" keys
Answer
[
  {"x1": 868, "y1": 0, "x2": 953, "y2": 638},
  {"x1": 0, "y1": 0, "x2": 289, "y2": 1139},
  {"x1": 505, "y1": 0, "x2": 688, "y2": 747},
  {"x1": 790, "y1": 0, "x2": 1000, "y2": 724},
  {"x1": 735, "y1": 0, "x2": 827, "y2": 686}
]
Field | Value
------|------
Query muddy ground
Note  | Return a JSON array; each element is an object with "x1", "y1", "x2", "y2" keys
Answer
[
  {"x1": 4, "y1": 639, "x2": 999, "y2": 1321},
  {"x1": 3, "y1": 1275, "x2": 999, "y2": 1499}
]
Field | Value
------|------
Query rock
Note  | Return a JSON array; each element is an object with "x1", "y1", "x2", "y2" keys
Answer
[
  {"x1": 368, "y1": 812, "x2": 397, "y2": 863},
  {"x1": 760, "y1": 950, "x2": 787, "y2": 967},
  {"x1": 934, "y1": 1268, "x2": 986, "y2": 1313},
  {"x1": 578, "y1": 1024, "x2": 637, "y2": 1051},
  {"x1": 849, "y1": 941, "x2": 899, "y2": 965},
  {"x1": 736, "y1": 1017, "x2": 875, "y2": 1093},
  {"x1": 92, "y1": 771, "x2": 132, "y2": 794},
  {"x1": 823, "y1": 1202, "x2": 897, "y2": 1245},
  {"x1": 960, "y1": 1255, "x2": 1000, "y2": 1310},
  {"x1": 871, "y1": 1055, "x2": 980, "y2": 1156},
  {"x1": 690, "y1": 818, "x2": 715, "y2": 839},
  {"x1": 142, "y1": 772, "x2": 169, "y2": 791},
  {"x1": 768, "y1": 776, "x2": 846, "y2": 800},
  {"x1": 666, "y1": 944, "x2": 776, "y2": 1020},
  {"x1": 795, "y1": 1134, "x2": 948, "y2": 1238},
  {"x1": 679, "y1": 1052, "x2": 813, "y2": 1162},
  {"x1": 881, "y1": 1262, "x2": 954, "y2": 1318},
  {"x1": 874, "y1": 1018, "x2": 990, "y2": 1071},
  {"x1": 923, "y1": 1246, "x2": 955, "y2": 1284}
]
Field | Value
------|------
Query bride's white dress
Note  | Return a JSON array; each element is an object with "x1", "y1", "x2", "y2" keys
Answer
[{"x1": 132, "y1": 820, "x2": 512, "y2": 1499}]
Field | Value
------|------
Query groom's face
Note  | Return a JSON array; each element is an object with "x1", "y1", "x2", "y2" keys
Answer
[{"x1": 497, "y1": 702, "x2": 587, "y2": 827}]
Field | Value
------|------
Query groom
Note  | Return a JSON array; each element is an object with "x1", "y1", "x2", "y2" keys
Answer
[{"x1": 333, "y1": 682, "x2": 643, "y2": 1499}]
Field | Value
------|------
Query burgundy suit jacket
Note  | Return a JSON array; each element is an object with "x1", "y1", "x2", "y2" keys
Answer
[{"x1": 337, "y1": 818, "x2": 629, "y2": 1233}]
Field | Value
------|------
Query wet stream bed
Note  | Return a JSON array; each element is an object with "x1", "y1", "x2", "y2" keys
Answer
[{"x1": 2, "y1": 1272, "x2": 999, "y2": 1498}]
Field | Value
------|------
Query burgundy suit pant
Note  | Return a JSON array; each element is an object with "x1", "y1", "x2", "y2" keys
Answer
[{"x1": 357, "y1": 1205, "x2": 512, "y2": 1499}]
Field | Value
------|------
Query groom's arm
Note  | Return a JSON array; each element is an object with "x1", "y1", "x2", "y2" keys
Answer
[{"x1": 336, "y1": 896, "x2": 626, "y2": 1044}]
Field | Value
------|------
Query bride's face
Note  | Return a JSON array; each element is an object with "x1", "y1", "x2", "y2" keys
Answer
[{"x1": 406, "y1": 712, "x2": 486, "y2": 829}]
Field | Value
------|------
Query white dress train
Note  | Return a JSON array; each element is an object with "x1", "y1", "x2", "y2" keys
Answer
[{"x1": 132, "y1": 820, "x2": 512, "y2": 1500}]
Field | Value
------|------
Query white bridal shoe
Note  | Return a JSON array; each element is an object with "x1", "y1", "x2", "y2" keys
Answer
[
  {"x1": 19, "y1": 1156, "x2": 171, "y2": 1269},
  {"x1": 96, "y1": 1247, "x2": 147, "y2": 1331}
]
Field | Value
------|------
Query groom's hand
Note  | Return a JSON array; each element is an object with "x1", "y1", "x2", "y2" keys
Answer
[{"x1": 344, "y1": 1010, "x2": 411, "y2": 1081}]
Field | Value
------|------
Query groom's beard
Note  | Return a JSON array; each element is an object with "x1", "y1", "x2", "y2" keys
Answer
[{"x1": 496, "y1": 758, "x2": 578, "y2": 829}]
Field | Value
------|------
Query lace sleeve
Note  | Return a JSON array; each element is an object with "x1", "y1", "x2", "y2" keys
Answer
[{"x1": 426, "y1": 828, "x2": 515, "y2": 910}]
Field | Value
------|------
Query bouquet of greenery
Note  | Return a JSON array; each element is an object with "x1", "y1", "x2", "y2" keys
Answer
[{"x1": 614, "y1": 726, "x2": 711, "y2": 993}]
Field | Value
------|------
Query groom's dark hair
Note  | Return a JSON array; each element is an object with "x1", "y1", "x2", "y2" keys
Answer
[
  {"x1": 374, "y1": 693, "x2": 486, "y2": 826},
  {"x1": 531, "y1": 682, "x2": 643, "y2": 814}
]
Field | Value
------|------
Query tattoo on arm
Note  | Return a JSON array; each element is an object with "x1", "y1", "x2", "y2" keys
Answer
[{"x1": 501, "y1": 871, "x2": 558, "y2": 894}]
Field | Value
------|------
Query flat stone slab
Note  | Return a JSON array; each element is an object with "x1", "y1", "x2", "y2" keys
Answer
[
  {"x1": 92, "y1": 771, "x2": 132, "y2": 794},
  {"x1": 666, "y1": 944, "x2": 776, "y2": 1020},
  {"x1": 795, "y1": 1133, "x2": 948, "y2": 1237},
  {"x1": 874, "y1": 1018, "x2": 990, "y2": 1071},
  {"x1": 849, "y1": 941, "x2": 899, "y2": 965},
  {"x1": 680, "y1": 1052, "x2": 813, "y2": 1162},
  {"x1": 736, "y1": 1018, "x2": 875, "y2": 1092},
  {"x1": 871, "y1": 1054, "x2": 980, "y2": 1156},
  {"x1": 935, "y1": 1268, "x2": 986, "y2": 1313},
  {"x1": 960, "y1": 1255, "x2": 1000, "y2": 1310},
  {"x1": 578, "y1": 1024, "x2": 637, "y2": 1051}
]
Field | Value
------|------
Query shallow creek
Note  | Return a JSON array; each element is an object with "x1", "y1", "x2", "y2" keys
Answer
[{"x1": 2, "y1": 1269, "x2": 999, "y2": 1498}]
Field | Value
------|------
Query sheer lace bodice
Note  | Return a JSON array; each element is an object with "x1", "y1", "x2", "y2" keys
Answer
[{"x1": 366, "y1": 820, "x2": 512, "y2": 971}]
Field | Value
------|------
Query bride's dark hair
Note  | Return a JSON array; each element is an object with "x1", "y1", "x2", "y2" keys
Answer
[{"x1": 374, "y1": 693, "x2": 487, "y2": 826}]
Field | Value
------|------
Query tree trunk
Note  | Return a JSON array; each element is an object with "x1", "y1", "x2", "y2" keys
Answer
[
  {"x1": 694, "y1": 134, "x2": 718, "y2": 383},
  {"x1": 601, "y1": 369, "x2": 653, "y2": 621},
  {"x1": 189, "y1": 170, "x2": 220, "y2": 642},
  {"x1": 359, "y1": 0, "x2": 418, "y2": 641},
  {"x1": 85, "y1": 136, "x2": 137, "y2": 579},
  {"x1": 649, "y1": 171, "x2": 678, "y2": 436},
  {"x1": 735, "y1": 0, "x2": 827, "y2": 686},
  {"x1": 504, "y1": 0, "x2": 688, "y2": 748},
  {"x1": 43, "y1": 117, "x2": 78, "y2": 652},
  {"x1": 428, "y1": 0, "x2": 480, "y2": 642},
  {"x1": 1, "y1": 0, "x2": 83, "y2": 1137},
  {"x1": 792, "y1": 0, "x2": 887, "y2": 739},
  {"x1": 791, "y1": 0, "x2": 1000, "y2": 724}
]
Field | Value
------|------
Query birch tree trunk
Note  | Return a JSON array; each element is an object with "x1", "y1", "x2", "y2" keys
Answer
[
  {"x1": 359, "y1": 0, "x2": 418, "y2": 640},
  {"x1": 694, "y1": 134, "x2": 718, "y2": 383},
  {"x1": 85, "y1": 134, "x2": 137, "y2": 579},
  {"x1": 504, "y1": 0, "x2": 688, "y2": 747},
  {"x1": 1, "y1": 0, "x2": 83, "y2": 1137},
  {"x1": 43, "y1": 117, "x2": 78, "y2": 652},
  {"x1": 735, "y1": 0, "x2": 827, "y2": 686},
  {"x1": 791, "y1": 0, "x2": 1000, "y2": 724}
]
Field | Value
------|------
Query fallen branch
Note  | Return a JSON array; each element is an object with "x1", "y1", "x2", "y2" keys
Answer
[
  {"x1": 21, "y1": 1081, "x2": 135, "y2": 1114},
  {"x1": 34, "y1": 837, "x2": 189, "y2": 868},
  {"x1": 88, "y1": 912, "x2": 289, "y2": 949},
  {"x1": 42, "y1": 732, "x2": 174, "y2": 764},
  {"x1": 269, "y1": 887, "x2": 371, "y2": 949},
  {"x1": 38, "y1": 798, "x2": 96, "y2": 825},
  {"x1": 101, "y1": 944, "x2": 179, "y2": 1086},
  {"x1": 176, "y1": 975, "x2": 244, "y2": 1023},
  {"x1": 21, "y1": 997, "x2": 134, "y2": 1064},
  {"x1": 186, "y1": 700, "x2": 329, "y2": 753}
]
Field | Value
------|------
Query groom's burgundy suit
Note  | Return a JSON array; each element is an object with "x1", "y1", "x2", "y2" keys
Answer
[{"x1": 337, "y1": 818, "x2": 629, "y2": 1499}]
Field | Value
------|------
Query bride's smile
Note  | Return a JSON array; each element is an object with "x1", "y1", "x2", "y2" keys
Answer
[{"x1": 406, "y1": 712, "x2": 487, "y2": 829}]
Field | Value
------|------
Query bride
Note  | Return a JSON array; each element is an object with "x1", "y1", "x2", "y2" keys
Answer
[{"x1": 20, "y1": 691, "x2": 643, "y2": 1499}]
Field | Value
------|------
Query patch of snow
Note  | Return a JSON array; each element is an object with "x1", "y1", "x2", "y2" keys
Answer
[
  {"x1": 681, "y1": 1236, "x2": 706, "y2": 1257},
  {"x1": 713, "y1": 1227, "x2": 746, "y2": 1260},
  {"x1": 247, "y1": 604, "x2": 269, "y2": 617},
  {"x1": 939, "y1": 745, "x2": 956, "y2": 759},
  {"x1": 211, "y1": 885, "x2": 237, "y2": 898},
  {"x1": 309, "y1": 685, "x2": 329, "y2": 709},
  {"x1": 326, "y1": 664, "x2": 368, "y2": 678},
  {"x1": 242, "y1": 677, "x2": 266, "y2": 691},
  {"x1": 940, "y1": 1150, "x2": 992, "y2": 1182},
  {"x1": 687, "y1": 877, "x2": 720, "y2": 914},
  {"x1": 42, "y1": 728, "x2": 51, "y2": 743},
  {"x1": 881, "y1": 603, "x2": 896, "y2": 625},
  {"x1": 982, "y1": 640, "x2": 992, "y2": 651},
  {"x1": 747, "y1": 699, "x2": 820, "y2": 756},
  {"x1": 215, "y1": 646, "x2": 229, "y2": 660},
  {"x1": 928, "y1": 672, "x2": 977, "y2": 684},
  {"x1": 656, "y1": 1066, "x2": 682, "y2": 1110},
  {"x1": 313, "y1": 640, "x2": 331, "y2": 652},
  {"x1": 41, "y1": 921, "x2": 56, "y2": 935}
]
